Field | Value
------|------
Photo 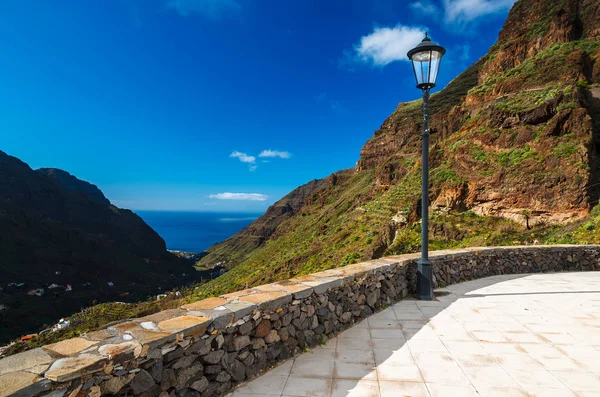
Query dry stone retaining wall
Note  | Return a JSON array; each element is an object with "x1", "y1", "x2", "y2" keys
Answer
[{"x1": 1, "y1": 245, "x2": 599, "y2": 397}]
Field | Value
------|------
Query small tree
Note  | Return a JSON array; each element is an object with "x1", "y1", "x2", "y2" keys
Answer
[{"x1": 520, "y1": 210, "x2": 532, "y2": 230}]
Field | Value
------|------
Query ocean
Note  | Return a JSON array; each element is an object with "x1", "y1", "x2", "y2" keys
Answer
[{"x1": 136, "y1": 211, "x2": 261, "y2": 253}]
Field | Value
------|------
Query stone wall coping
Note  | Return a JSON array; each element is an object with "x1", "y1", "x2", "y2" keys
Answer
[{"x1": 1, "y1": 244, "x2": 599, "y2": 396}]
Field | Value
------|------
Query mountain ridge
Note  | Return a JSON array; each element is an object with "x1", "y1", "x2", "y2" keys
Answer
[{"x1": 0, "y1": 150, "x2": 196, "y2": 343}]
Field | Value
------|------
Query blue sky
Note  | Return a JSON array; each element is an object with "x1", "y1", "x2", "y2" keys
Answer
[{"x1": 0, "y1": 0, "x2": 515, "y2": 212}]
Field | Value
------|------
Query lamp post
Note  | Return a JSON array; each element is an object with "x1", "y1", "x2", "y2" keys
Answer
[{"x1": 407, "y1": 33, "x2": 446, "y2": 301}]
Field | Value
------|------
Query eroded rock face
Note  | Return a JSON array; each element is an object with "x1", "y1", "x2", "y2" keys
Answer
[{"x1": 356, "y1": 0, "x2": 600, "y2": 228}]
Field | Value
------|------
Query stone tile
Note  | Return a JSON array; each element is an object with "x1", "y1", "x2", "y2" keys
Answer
[
  {"x1": 550, "y1": 371, "x2": 600, "y2": 391},
  {"x1": 470, "y1": 331, "x2": 509, "y2": 343},
  {"x1": 521, "y1": 388, "x2": 577, "y2": 397},
  {"x1": 98, "y1": 341, "x2": 140, "y2": 360},
  {"x1": 504, "y1": 331, "x2": 544, "y2": 343},
  {"x1": 236, "y1": 374, "x2": 287, "y2": 395},
  {"x1": 85, "y1": 329, "x2": 118, "y2": 341},
  {"x1": 460, "y1": 365, "x2": 521, "y2": 389},
  {"x1": 371, "y1": 338, "x2": 405, "y2": 350},
  {"x1": 418, "y1": 361, "x2": 472, "y2": 386},
  {"x1": 295, "y1": 347, "x2": 335, "y2": 362},
  {"x1": 370, "y1": 328, "x2": 405, "y2": 340},
  {"x1": 110, "y1": 321, "x2": 139, "y2": 333},
  {"x1": 507, "y1": 369, "x2": 565, "y2": 389},
  {"x1": 275, "y1": 281, "x2": 314, "y2": 299},
  {"x1": 453, "y1": 353, "x2": 498, "y2": 367},
  {"x1": 0, "y1": 348, "x2": 53, "y2": 376},
  {"x1": 368, "y1": 318, "x2": 401, "y2": 329},
  {"x1": 374, "y1": 348, "x2": 414, "y2": 366},
  {"x1": 407, "y1": 338, "x2": 448, "y2": 353},
  {"x1": 223, "y1": 300, "x2": 257, "y2": 319},
  {"x1": 157, "y1": 315, "x2": 211, "y2": 336},
  {"x1": 336, "y1": 338, "x2": 371, "y2": 351},
  {"x1": 333, "y1": 362, "x2": 377, "y2": 380},
  {"x1": 321, "y1": 337, "x2": 337, "y2": 350},
  {"x1": 339, "y1": 327, "x2": 371, "y2": 340},
  {"x1": 0, "y1": 371, "x2": 49, "y2": 397},
  {"x1": 426, "y1": 384, "x2": 479, "y2": 397},
  {"x1": 127, "y1": 328, "x2": 174, "y2": 348},
  {"x1": 268, "y1": 360, "x2": 294, "y2": 376},
  {"x1": 379, "y1": 381, "x2": 430, "y2": 397},
  {"x1": 290, "y1": 359, "x2": 334, "y2": 379},
  {"x1": 44, "y1": 354, "x2": 106, "y2": 382},
  {"x1": 331, "y1": 379, "x2": 380, "y2": 397},
  {"x1": 136, "y1": 309, "x2": 183, "y2": 324},
  {"x1": 335, "y1": 349, "x2": 375, "y2": 364},
  {"x1": 442, "y1": 341, "x2": 487, "y2": 355},
  {"x1": 182, "y1": 297, "x2": 229, "y2": 310},
  {"x1": 283, "y1": 376, "x2": 331, "y2": 397},
  {"x1": 377, "y1": 364, "x2": 422, "y2": 382},
  {"x1": 295, "y1": 275, "x2": 343, "y2": 295},
  {"x1": 475, "y1": 386, "x2": 528, "y2": 396},
  {"x1": 478, "y1": 342, "x2": 526, "y2": 355},
  {"x1": 239, "y1": 291, "x2": 292, "y2": 310},
  {"x1": 43, "y1": 338, "x2": 98, "y2": 356},
  {"x1": 492, "y1": 354, "x2": 545, "y2": 370}
]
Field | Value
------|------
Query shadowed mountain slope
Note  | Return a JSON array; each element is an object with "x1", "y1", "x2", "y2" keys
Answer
[{"x1": 0, "y1": 151, "x2": 194, "y2": 342}]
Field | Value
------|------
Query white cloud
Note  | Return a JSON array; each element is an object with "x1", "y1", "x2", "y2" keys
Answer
[
  {"x1": 443, "y1": 0, "x2": 516, "y2": 23},
  {"x1": 166, "y1": 0, "x2": 241, "y2": 19},
  {"x1": 249, "y1": 165, "x2": 258, "y2": 172},
  {"x1": 409, "y1": 1, "x2": 438, "y2": 15},
  {"x1": 351, "y1": 25, "x2": 426, "y2": 67},
  {"x1": 258, "y1": 150, "x2": 291, "y2": 159},
  {"x1": 230, "y1": 151, "x2": 256, "y2": 163},
  {"x1": 209, "y1": 193, "x2": 268, "y2": 201}
]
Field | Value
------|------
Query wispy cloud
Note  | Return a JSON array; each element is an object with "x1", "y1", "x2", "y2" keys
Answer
[
  {"x1": 343, "y1": 24, "x2": 426, "y2": 68},
  {"x1": 166, "y1": 0, "x2": 241, "y2": 19},
  {"x1": 230, "y1": 150, "x2": 257, "y2": 171},
  {"x1": 409, "y1": 0, "x2": 439, "y2": 15},
  {"x1": 230, "y1": 151, "x2": 256, "y2": 163},
  {"x1": 259, "y1": 150, "x2": 291, "y2": 159},
  {"x1": 443, "y1": 0, "x2": 516, "y2": 24},
  {"x1": 209, "y1": 192, "x2": 268, "y2": 201}
]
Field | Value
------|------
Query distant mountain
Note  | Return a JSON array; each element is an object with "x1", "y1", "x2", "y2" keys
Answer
[
  {"x1": 195, "y1": 0, "x2": 600, "y2": 296},
  {"x1": 0, "y1": 151, "x2": 195, "y2": 342}
]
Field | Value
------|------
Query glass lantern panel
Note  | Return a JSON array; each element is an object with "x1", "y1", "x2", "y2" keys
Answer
[{"x1": 411, "y1": 50, "x2": 443, "y2": 87}]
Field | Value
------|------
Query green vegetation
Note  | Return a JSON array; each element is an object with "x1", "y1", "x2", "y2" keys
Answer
[
  {"x1": 552, "y1": 142, "x2": 579, "y2": 158},
  {"x1": 469, "y1": 40, "x2": 600, "y2": 97},
  {"x1": 496, "y1": 145, "x2": 537, "y2": 167},
  {"x1": 494, "y1": 85, "x2": 571, "y2": 113}
]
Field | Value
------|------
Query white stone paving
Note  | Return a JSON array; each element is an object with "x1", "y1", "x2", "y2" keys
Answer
[{"x1": 228, "y1": 272, "x2": 600, "y2": 397}]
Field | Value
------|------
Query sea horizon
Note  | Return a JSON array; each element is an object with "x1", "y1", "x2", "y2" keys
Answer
[{"x1": 136, "y1": 210, "x2": 262, "y2": 253}]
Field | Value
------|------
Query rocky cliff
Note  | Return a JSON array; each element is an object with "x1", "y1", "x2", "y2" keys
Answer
[
  {"x1": 0, "y1": 151, "x2": 194, "y2": 342},
  {"x1": 195, "y1": 0, "x2": 600, "y2": 297}
]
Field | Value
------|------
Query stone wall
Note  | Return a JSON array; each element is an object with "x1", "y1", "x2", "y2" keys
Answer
[{"x1": 2, "y1": 245, "x2": 599, "y2": 397}]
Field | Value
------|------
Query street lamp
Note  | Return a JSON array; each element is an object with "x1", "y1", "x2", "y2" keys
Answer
[{"x1": 407, "y1": 33, "x2": 446, "y2": 301}]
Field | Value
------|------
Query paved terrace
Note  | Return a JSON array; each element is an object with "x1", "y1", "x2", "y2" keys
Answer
[{"x1": 230, "y1": 272, "x2": 600, "y2": 397}]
